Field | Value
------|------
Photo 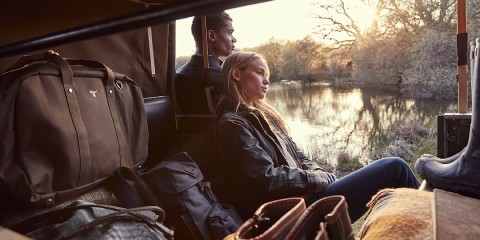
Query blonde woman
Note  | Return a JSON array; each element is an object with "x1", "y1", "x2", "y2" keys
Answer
[{"x1": 215, "y1": 51, "x2": 419, "y2": 221}]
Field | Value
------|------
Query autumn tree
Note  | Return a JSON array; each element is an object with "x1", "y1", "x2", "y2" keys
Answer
[
  {"x1": 312, "y1": 0, "x2": 468, "y2": 98},
  {"x1": 247, "y1": 37, "x2": 328, "y2": 82},
  {"x1": 279, "y1": 36, "x2": 328, "y2": 82},
  {"x1": 327, "y1": 47, "x2": 352, "y2": 81},
  {"x1": 352, "y1": 29, "x2": 412, "y2": 85},
  {"x1": 467, "y1": 0, "x2": 480, "y2": 38},
  {"x1": 369, "y1": 0, "x2": 457, "y2": 35},
  {"x1": 312, "y1": 0, "x2": 365, "y2": 49},
  {"x1": 245, "y1": 38, "x2": 285, "y2": 81},
  {"x1": 401, "y1": 29, "x2": 457, "y2": 99}
]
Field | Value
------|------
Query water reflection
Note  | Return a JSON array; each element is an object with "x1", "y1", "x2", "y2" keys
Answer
[{"x1": 265, "y1": 83, "x2": 456, "y2": 165}]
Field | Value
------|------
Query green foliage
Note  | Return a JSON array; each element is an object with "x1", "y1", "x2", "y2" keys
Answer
[
  {"x1": 245, "y1": 37, "x2": 330, "y2": 82},
  {"x1": 311, "y1": 0, "x2": 476, "y2": 99},
  {"x1": 352, "y1": 34, "x2": 409, "y2": 86},
  {"x1": 415, "y1": 137, "x2": 437, "y2": 157},
  {"x1": 336, "y1": 151, "x2": 363, "y2": 176},
  {"x1": 368, "y1": 118, "x2": 437, "y2": 164},
  {"x1": 174, "y1": 0, "x2": 480, "y2": 100},
  {"x1": 400, "y1": 29, "x2": 457, "y2": 99},
  {"x1": 244, "y1": 38, "x2": 285, "y2": 81},
  {"x1": 280, "y1": 37, "x2": 327, "y2": 81}
]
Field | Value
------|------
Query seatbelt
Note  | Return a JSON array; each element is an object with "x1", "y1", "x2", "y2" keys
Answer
[
  {"x1": 201, "y1": 15, "x2": 216, "y2": 115},
  {"x1": 145, "y1": 3, "x2": 156, "y2": 78}
]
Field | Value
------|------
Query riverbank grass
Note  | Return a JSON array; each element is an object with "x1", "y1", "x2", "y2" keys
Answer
[{"x1": 368, "y1": 118, "x2": 437, "y2": 171}]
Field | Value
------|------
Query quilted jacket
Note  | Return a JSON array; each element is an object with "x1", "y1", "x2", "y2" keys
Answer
[{"x1": 216, "y1": 105, "x2": 336, "y2": 220}]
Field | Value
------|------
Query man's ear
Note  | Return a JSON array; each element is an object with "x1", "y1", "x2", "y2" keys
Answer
[
  {"x1": 232, "y1": 68, "x2": 241, "y2": 81},
  {"x1": 207, "y1": 30, "x2": 216, "y2": 41}
]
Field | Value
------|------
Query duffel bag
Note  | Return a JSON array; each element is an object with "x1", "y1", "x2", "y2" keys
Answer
[
  {"x1": 142, "y1": 152, "x2": 243, "y2": 240},
  {"x1": 111, "y1": 152, "x2": 243, "y2": 240},
  {"x1": 0, "y1": 50, "x2": 148, "y2": 208},
  {"x1": 10, "y1": 200, "x2": 174, "y2": 240}
]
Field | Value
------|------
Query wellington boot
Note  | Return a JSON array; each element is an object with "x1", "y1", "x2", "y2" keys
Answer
[
  {"x1": 421, "y1": 151, "x2": 480, "y2": 198},
  {"x1": 414, "y1": 147, "x2": 465, "y2": 179},
  {"x1": 416, "y1": 38, "x2": 480, "y2": 198}
]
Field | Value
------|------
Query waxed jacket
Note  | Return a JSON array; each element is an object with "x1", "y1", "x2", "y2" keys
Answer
[
  {"x1": 216, "y1": 106, "x2": 335, "y2": 220},
  {"x1": 175, "y1": 54, "x2": 224, "y2": 185},
  {"x1": 176, "y1": 54, "x2": 223, "y2": 102}
]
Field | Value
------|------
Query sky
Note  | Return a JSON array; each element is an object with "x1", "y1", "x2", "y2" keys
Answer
[
  {"x1": 175, "y1": 0, "x2": 377, "y2": 57},
  {"x1": 175, "y1": 0, "x2": 319, "y2": 57}
]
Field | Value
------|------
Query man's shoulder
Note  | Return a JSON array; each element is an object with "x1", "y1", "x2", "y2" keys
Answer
[
  {"x1": 176, "y1": 55, "x2": 222, "y2": 74},
  {"x1": 176, "y1": 55, "x2": 200, "y2": 74},
  {"x1": 177, "y1": 63, "x2": 197, "y2": 75}
]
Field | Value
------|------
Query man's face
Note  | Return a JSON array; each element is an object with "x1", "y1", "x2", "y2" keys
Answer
[{"x1": 209, "y1": 20, "x2": 236, "y2": 57}]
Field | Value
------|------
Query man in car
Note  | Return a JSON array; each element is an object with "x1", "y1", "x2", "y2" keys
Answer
[
  {"x1": 176, "y1": 10, "x2": 237, "y2": 107},
  {"x1": 174, "y1": 11, "x2": 237, "y2": 192}
]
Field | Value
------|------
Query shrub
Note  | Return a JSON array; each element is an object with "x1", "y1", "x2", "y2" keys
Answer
[
  {"x1": 368, "y1": 118, "x2": 436, "y2": 163},
  {"x1": 400, "y1": 29, "x2": 457, "y2": 99},
  {"x1": 335, "y1": 151, "x2": 363, "y2": 177}
]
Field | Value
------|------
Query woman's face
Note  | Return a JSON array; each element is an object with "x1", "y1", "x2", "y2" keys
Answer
[{"x1": 234, "y1": 59, "x2": 270, "y2": 104}]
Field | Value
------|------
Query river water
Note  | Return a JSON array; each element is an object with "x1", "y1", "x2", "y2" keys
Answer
[{"x1": 265, "y1": 82, "x2": 456, "y2": 166}]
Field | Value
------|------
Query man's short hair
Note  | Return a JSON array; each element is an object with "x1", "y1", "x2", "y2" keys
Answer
[{"x1": 191, "y1": 11, "x2": 233, "y2": 48}]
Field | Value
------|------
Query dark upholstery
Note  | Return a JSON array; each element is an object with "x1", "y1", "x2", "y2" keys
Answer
[
  {"x1": 143, "y1": 96, "x2": 176, "y2": 168},
  {"x1": 174, "y1": 73, "x2": 213, "y2": 114},
  {"x1": 173, "y1": 54, "x2": 223, "y2": 115},
  {"x1": 173, "y1": 71, "x2": 220, "y2": 181}
]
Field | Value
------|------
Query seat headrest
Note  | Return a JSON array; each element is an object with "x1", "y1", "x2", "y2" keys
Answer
[{"x1": 143, "y1": 96, "x2": 176, "y2": 167}]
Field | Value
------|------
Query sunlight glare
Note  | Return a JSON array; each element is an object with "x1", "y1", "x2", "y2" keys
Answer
[
  {"x1": 175, "y1": 0, "x2": 317, "y2": 57},
  {"x1": 286, "y1": 119, "x2": 318, "y2": 150},
  {"x1": 350, "y1": 3, "x2": 377, "y2": 32},
  {"x1": 174, "y1": 0, "x2": 377, "y2": 56}
]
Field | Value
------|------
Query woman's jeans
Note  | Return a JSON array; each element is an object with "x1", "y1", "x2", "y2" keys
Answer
[{"x1": 307, "y1": 157, "x2": 420, "y2": 222}]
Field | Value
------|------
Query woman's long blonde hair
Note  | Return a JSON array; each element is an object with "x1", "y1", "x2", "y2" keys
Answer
[{"x1": 218, "y1": 51, "x2": 290, "y2": 136}]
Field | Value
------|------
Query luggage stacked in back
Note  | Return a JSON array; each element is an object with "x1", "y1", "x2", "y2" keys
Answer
[{"x1": 0, "y1": 51, "x2": 173, "y2": 239}]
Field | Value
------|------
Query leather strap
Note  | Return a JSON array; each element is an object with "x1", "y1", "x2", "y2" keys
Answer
[
  {"x1": 66, "y1": 57, "x2": 128, "y2": 165},
  {"x1": 285, "y1": 195, "x2": 352, "y2": 240},
  {"x1": 10, "y1": 202, "x2": 172, "y2": 240},
  {"x1": 47, "y1": 51, "x2": 94, "y2": 186},
  {"x1": 324, "y1": 196, "x2": 354, "y2": 240},
  {"x1": 111, "y1": 166, "x2": 162, "y2": 208},
  {"x1": 10, "y1": 202, "x2": 161, "y2": 231},
  {"x1": 235, "y1": 197, "x2": 306, "y2": 239},
  {"x1": 4, "y1": 51, "x2": 51, "y2": 72},
  {"x1": 55, "y1": 205, "x2": 173, "y2": 240}
]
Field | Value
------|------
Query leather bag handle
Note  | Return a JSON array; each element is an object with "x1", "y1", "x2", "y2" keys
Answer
[
  {"x1": 3, "y1": 51, "x2": 53, "y2": 72},
  {"x1": 45, "y1": 51, "x2": 123, "y2": 186},
  {"x1": 48, "y1": 51, "x2": 128, "y2": 167},
  {"x1": 55, "y1": 205, "x2": 173, "y2": 240},
  {"x1": 46, "y1": 51, "x2": 96, "y2": 185},
  {"x1": 111, "y1": 166, "x2": 162, "y2": 208},
  {"x1": 5, "y1": 50, "x2": 115, "y2": 84},
  {"x1": 10, "y1": 203, "x2": 173, "y2": 239},
  {"x1": 63, "y1": 55, "x2": 128, "y2": 165}
]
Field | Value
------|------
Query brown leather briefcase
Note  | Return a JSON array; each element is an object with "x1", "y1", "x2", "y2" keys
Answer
[{"x1": 0, "y1": 51, "x2": 148, "y2": 208}]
